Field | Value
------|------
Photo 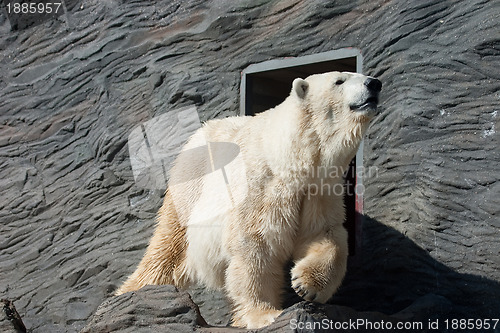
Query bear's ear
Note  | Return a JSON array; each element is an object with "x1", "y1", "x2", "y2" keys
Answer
[{"x1": 292, "y1": 78, "x2": 309, "y2": 99}]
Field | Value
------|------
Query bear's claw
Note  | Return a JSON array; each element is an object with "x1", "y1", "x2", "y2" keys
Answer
[
  {"x1": 291, "y1": 263, "x2": 332, "y2": 303},
  {"x1": 292, "y1": 277, "x2": 318, "y2": 301}
]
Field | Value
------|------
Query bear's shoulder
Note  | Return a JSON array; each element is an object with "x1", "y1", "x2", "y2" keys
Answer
[{"x1": 202, "y1": 116, "x2": 253, "y2": 142}]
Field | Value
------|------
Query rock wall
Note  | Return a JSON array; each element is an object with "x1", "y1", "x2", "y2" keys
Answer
[{"x1": 0, "y1": 0, "x2": 498, "y2": 332}]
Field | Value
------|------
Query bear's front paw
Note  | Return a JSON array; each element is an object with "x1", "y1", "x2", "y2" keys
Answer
[{"x1": 291, "y1": 264, "x2": 333, "y2": 303}]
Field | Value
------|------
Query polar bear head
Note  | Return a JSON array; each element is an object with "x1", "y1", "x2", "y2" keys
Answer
[
  {"x1": 289, "y1": 71, "x2": 381, "y2": 164},
  {"x1": 292, "y1": 71, "x2": 382, "y2": 123}
]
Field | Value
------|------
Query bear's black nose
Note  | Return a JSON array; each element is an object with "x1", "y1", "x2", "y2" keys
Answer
[{"x1": 364, "y1": 78, "x2": 382, "y2": 92}]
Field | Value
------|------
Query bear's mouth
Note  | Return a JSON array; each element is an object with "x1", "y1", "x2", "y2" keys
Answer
[{"x1": 349, "y1": 96, "x2": 379, "y2": 111}]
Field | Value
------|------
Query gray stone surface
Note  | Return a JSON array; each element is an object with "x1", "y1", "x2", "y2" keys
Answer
[
  {"x1": 77, "y1": 285, "x2": 455, "y2": 333},
  {"x1": 0, "y1": 0, "x2": 498, "y2": 332},
  {"x1": 80, "y1": 285, "x2": 206, "y2": 333},
  {"x1": 1, "y1": 299, "x2": 26, "y2": 333}
]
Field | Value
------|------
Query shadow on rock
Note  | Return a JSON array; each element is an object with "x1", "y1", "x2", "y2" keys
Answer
[{"x1": 316, "y1": 215, "x2": 500, "y2": 330}]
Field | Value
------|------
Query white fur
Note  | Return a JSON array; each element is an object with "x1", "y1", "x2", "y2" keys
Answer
[{"x1": 116, "y1": 71, "x2": 380, "y2": 329}]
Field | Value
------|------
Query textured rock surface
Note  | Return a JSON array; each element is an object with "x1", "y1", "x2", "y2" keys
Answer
[
  {"x1": 0, "y1": 0, "x2": 498, "y2": 332},
  {"x1": 80, "y1": 285, "x2": 206, "y2": 333},
  {"x1": 1, "y1": 299, "x2": 27, "y2": 333},
  {"x1": 78, "y1": 285, "x2": 450, "y2": 333}
]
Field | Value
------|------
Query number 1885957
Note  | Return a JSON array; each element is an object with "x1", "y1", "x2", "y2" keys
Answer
[
  {"x1": 6, "y1": 2, "x2": 62, "y2": 14},
  {"x1": 444, "y1": 319, "x2": 499, "y2": 330}
]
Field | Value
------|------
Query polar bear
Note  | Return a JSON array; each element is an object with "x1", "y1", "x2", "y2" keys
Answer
[{"x1": 116, "y1": 71, "x2": 382, "y2": 328}]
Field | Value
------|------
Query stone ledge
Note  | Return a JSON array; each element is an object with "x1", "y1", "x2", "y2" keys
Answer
[{"x1": 80, "y1": 285, "x2": 453, "y2": 333}]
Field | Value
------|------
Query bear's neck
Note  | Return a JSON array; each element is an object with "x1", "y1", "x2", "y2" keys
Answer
[
  {"x1": 260, "y1": 98, "x2": 368, "y2": 181},
  {"x1": 316, "y1": 117, "x2": 369, "y2": 172}
]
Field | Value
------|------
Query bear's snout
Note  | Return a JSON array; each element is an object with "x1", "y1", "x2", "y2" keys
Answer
[
  {"x1": 348, "y1": 75, "x2": 382, "y2": 113},
  {"x1": 364, "y1": 77, "x2": 382, "y2": 92}
]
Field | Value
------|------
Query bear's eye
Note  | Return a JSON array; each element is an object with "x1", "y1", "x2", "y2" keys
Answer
[{"x1": 335, "y1": 79, "x2": 345, "y2": 85}]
